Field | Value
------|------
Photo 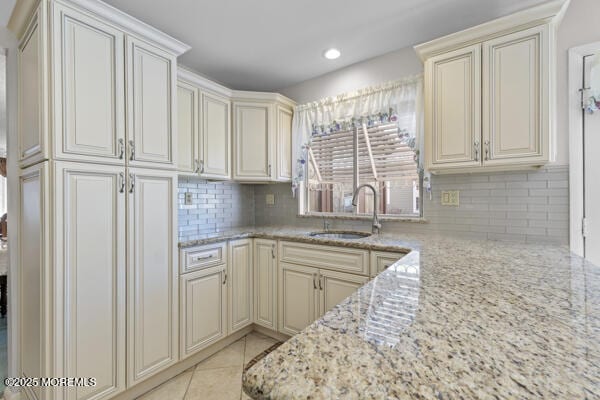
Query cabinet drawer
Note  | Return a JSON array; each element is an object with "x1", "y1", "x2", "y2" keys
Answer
[
  {"x1": 279, "y1": 241, "x2": 369, "y2": 276},
  {"x1": 181, "y1": 242, "x2": 227, "y2": 273},
  {"x1": 370, "y1": 251, "x2": 405, "y2": 277}
]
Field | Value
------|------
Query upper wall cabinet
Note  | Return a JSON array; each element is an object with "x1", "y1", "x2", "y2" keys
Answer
[
  {"x1": 51, "y1": 2, "x2": 126, "y2": 165},
  {"x1": 18, "y1": 0, "x2": 189, "y2": 169},
  {"x1": 177, "y1": 69, "x2": 232, "y2": 180},
  {"x1": 176, "y1": 69, "x2": 294, "y2": 182},
  {"x1": 415, "y1": 0, "x2": 568, "y2": 174},
  {"x1": 18, "y1": 6, "x2": 47, "y2": 168},
  {"x1": 126, "y1": 37, "x2": 177, "y2": 169},
  {"x1": 232, "y1": 92, "x2": 295, "y2": 182}
]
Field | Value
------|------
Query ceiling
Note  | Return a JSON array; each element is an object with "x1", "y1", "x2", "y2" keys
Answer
[{"x1": 58, "y1": 1, "x2": 552, "y2": 91}]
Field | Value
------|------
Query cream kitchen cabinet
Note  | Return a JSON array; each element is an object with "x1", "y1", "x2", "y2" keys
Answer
[
  {"x1": 180, "y1": 265, "x2": 227, "y2": 359},
  {"x1": 370, "y1": 251, "x2": 405, "y2": 277},
  {"x1": 232, "y1": 92, "x2": 294, "y2": 182},
  {"x1": 278, "y1": 262, "x2": 368, "y2": 336},
  {"x1": 416, "y1": 1, "x2": 566, "y2": 173},
  {"x1": 177, "y1": 81, "x2": 198, "y2": 174},
  {"x1": 18, "y1": 6, "x2": 47, "y2": 168},
  {"x1": 253, "y1": 239, "x2": 278, "y2": 330},
  {"x1": 424, "y1": 44, "x2": 482, "y2": 170},
  {"x1": 127, "y1": 168, "x2": 178, "y2": 385},
  {"x1": 15, "y1": 1, "x2": 189, "y2": 397},
  {"x1": 126, "y1": 36, "x2": 177, "y2": 169},
  {"x1": 177, "y1": 69, "x2": 232, "y2": 180},
  {"x1": 229, "y1": 239, "x2": 254, "y2": 333}
]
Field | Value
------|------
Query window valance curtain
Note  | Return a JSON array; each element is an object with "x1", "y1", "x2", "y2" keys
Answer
[{"x1": 291, "y1": 74, "x2": 424, "y2": 193}]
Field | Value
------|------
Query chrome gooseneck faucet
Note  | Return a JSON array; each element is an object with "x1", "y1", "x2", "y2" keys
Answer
[{"x1": 352, "y1": 184, "x2": 381, "y2": 234}]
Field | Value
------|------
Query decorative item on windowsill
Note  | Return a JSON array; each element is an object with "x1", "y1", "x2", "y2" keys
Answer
[{"x1": 585, "y1": 53, "x2": 600, "y2": 114}]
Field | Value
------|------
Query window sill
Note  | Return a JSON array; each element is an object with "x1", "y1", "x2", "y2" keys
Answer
[{"x1": 297, "y1": 213, "x2": 428, "y2": 223}]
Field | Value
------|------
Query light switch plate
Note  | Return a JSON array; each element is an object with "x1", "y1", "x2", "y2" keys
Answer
[
  {"x1": 441, "y1": 190, "x2": 459, "y2": 206},
  {"x1": 265, "y1": 194, "x2": 275, "y2": 205},
  {"x1": 184, "y1": 192, "x2": 193, "y2": 205}
]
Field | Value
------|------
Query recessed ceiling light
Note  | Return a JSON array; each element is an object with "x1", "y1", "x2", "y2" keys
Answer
[{"x1": 323, "y1": 48, "x2": 341, "y2": 60}]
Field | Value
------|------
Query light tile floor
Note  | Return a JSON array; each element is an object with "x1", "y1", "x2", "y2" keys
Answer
[{"x1": 137, "y1": 332, "x2": 279, "y2": 400}]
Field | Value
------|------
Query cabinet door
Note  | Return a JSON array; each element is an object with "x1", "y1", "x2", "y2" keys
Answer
[
  {"x1": 228, "y1": 239, "x2": 253, "y2": 333},
  {"x1": 177, "y1": 81, "x2": 199, "y2": 174},
  {"x1": 425, "y1": 44, "x2": 481, "y2": 169},
  {"x1": 126, "y1": 36, "x2": 176, "y2": 169},
  {"x1": 233, "y1": 102, "x2": 271, "y2": 181},
  {"x1": 180, "y1": 265, "x2": 227, "y2": 359},
  {"x1": 278, "y1": 262, "x2": 317, "y2": 336},
  {"x1": 201, "y1": 92, "x2": 231, "y2": 179},
  {"x1": 19, "y1": 162, "x2": 48, "y2": 400},
  {"x1": 127, "y1": 168, "x2": 178, "y2": 384},
  {"x1": 318, "y1": 270, "x2": 368, "y2": 318},
  {"x1": 275, "y1": 106, "x2": 292, "y2": 182},
  {"x1": 253, "y1": 239, "x2": 277, "y2": 330},
  {"x1": 18, "y1": 7, "x2": 47, "y2": 168},
  {"x1": 52, "y1": 3, "x2": 125, "y2": 165},
  {"x1": 482, "y1": 25, "x2": 548, "y2": 164},
  {"x1": 54, "y1": 162, "x2": 126, "y2": 400}
]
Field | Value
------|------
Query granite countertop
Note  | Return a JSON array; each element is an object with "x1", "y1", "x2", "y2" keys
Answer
[{"x1": 180, "y1": 228, "x2": 600, "y2": 399}]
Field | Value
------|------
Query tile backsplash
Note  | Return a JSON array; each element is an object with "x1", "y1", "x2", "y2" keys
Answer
[
  {"x1": 178, "y1": 177, "x2": 255, "y2": 241},
  {"x1": 253, "y1": 165, "x2": 569, "y2": 245}
]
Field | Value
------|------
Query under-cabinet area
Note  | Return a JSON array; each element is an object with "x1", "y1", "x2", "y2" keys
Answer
[{"x1": 179, "y1": 235, "x2": 407, "y2": 355}]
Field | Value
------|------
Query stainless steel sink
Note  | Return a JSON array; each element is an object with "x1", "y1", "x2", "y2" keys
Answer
[{"x1": 309, "y1": 231, "x2": 372, "y2": 239}]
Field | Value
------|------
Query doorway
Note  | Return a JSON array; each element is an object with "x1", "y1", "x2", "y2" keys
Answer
[{"x1": 569, "y1": 42, "x2": 600, "y2": 265}]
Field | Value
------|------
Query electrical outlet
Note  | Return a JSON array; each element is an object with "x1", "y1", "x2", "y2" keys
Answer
[
  {"x1": 184, "y1": 192, "x2": 193, "y2": 205},
  {"x1": 265, "y1": 194, "x2": 275, "y2": 205},
  {"x1": 441, "y1": 190, "x2": 459, "y2": 206}
]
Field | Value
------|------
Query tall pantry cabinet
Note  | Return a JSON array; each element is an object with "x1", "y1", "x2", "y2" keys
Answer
[{"x1": 15, "y1": 1, "x2": 190, "y2": 399}]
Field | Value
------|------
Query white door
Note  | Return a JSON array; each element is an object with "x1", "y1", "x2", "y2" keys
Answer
[
  {"x1": 318, "y1": 270, "x2": 368, "y2": 318},
  {"x1": 584, "y1": 53, "x2": 600, "y2": 266},
  {"x1": 201, "y1": 91, "x2": 231, "y2": 179},
  {"x1": 127, "y1": 168, "x2": 178, "y2": 384},
  {"x1": 278, "y1": 262, "x2": 317, "y2": 336},
  {"x1": 228, "y1": 239, "x2": 253, "y2": 333},
  {"x1": 276, "y1": 106, "x2": 293, "y2": 181},
  {"x1": 177, "y1": 81, "x2": 198, "y2": 174},
  {"x1": 253, "y1": 239, "x2": 277, "y2": 330},
  {"x1": 482, "y1": 25, "x2": 548, "y2": 165},
  {"x1": 18, "y1": 7, "x2": 47, "y2": 168},
  {"x1": 233, "y1": 102, "x2": 271, "y2": 181},
  {"x1": 126, "y1": 36, "x2": 176, "y2": 169},
  {"x1": 52, "y1": 3, "x2": 126, "y2": 165},
  {"x1": 54, "y1": 162, "x2": 126, "y2": 400},
  {"x1": 180, "y1": 265, "x2": 227, "y2": 359},
  {"x1": 426, "y1": 44, "x2": 481, "y2": 169}
]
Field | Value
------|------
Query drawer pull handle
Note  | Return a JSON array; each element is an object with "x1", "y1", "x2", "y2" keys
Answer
[
  {"x1": 318, "y1": 275, "x2": 323, "y2": 290},
  {"x1": 193, "y1": 254, "x2": 214, "y2": 262},
  {"x1": 118, "y1": 139, "x2": 125, "y2": 159},
  {"x1": 222, "y1": 272, "x2": 227, "y2": 285},
  {"x1": 129, "y1": 140, "x2": 135, "y2": 161},
  {"x1": 312, "y1": 273, "x2": 317, "y2": 289}
]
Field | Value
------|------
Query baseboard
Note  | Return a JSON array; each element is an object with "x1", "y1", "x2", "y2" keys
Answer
[
  {"x1": 252, "y1": 324, "x2": 291, "y2": 343},
  {"x1": 112, "y1": 325, "x2": 253, "y2": 400}
]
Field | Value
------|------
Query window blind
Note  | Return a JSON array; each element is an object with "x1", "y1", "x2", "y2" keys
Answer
[{"x1": 308, "y1": 122, "x2": 419, "y2": 184}]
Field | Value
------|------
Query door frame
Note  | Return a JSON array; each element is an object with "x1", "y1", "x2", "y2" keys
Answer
[{"x1": 568, "y1": 41, "x2": 600, "y2": 257}]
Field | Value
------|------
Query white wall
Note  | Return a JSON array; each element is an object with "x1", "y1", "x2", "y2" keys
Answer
[
  {"x1": 279, "y1": 0, "x2": 600, "y2": 166},
  {"x1": 279, "y1": 46, "x2": 422, "y2": 103}
]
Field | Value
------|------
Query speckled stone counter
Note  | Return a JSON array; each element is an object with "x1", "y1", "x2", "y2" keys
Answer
[{"x1": 204, "y1": 228, "x2": 600, "y2": 400}]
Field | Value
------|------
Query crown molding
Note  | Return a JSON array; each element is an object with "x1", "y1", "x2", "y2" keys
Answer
[
  {"x1": 414, "y1": 0, "x2": 570, "y2": 61},
  {"x1": 178, "y1": 66, "x2": 233, "y2": 98},
  {"x1": 231, "y1": 90, "x2": 296, "y2": 108},
  {"x1": 9, "y1": 0, "x2": 190, "y2": 55}
]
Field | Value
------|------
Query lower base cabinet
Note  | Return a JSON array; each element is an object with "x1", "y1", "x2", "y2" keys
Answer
[
  {"x1": 253, "y1": 239, "x2": 277, "y2": 330},
  {"x1": 180, "y1": 265, "x2": 227, "y2": 358},
  {"x1": 278, "y1": 262, "x2": 368, "y2": 336},
  {"x1": 229, "y1": 239, "x2": 253, "y2": 333}
]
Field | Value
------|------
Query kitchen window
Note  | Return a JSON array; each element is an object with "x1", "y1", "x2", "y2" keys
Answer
[{"x1": 292, "y1": 76, "x2": 423, "y2": 219}]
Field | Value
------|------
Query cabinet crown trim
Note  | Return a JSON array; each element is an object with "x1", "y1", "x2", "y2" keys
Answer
[
  {"x1": 414, "y1": 0, "x2": 568, "y2": 61},
  {"x1": 10, "y1": 0, "x2": 191, "y2": 54},
  {"x1": 178, "y1": 67, "x2": 233, "y2": 98},
  {"x1": 232, "y1": 91, "x2": 296, "y2": 108}
]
